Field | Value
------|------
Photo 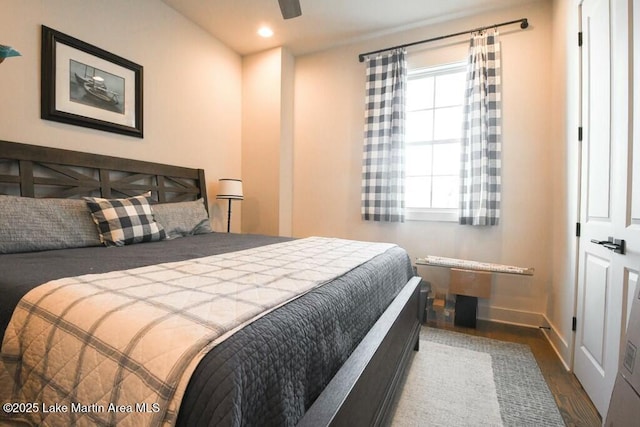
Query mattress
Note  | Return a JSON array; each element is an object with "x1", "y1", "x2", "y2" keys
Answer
[{"x1": 0, "y1": 233, "x2": 413, "y2": 426}]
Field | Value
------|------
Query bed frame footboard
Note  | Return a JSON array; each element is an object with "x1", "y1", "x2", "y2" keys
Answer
[{"x1": 298, "y1": 276, "x2": 422, "y2": 427}]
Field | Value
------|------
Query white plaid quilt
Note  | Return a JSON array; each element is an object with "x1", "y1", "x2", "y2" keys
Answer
[{"x1": 0, "y1": 237, "x2": 394, "y2": 427}]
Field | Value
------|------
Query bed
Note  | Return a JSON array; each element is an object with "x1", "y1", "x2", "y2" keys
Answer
[{"x1": 0, "y1": 140, "x2": 422, "y2": 426}]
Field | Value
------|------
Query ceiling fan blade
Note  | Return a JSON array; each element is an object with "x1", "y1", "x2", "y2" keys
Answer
[{"x1": 278, "y1": 0, "x2": 301, "y2": 19}]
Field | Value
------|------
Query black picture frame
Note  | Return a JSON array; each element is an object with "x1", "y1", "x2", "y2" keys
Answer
[{"x1": 41, "y1": 26, "x2": 143, "y2": 138}]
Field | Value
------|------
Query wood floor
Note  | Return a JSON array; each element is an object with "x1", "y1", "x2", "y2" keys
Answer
[{"x1": 430, "y1": 320, "x2": 602, "y2": 427}]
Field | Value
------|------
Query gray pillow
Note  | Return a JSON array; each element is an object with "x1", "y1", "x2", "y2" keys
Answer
[
  {"x1": 0, "y1": 195, "x2": 102, "y2": 253},
  {"x1": 151, "y1": 198, "x2": 212, "y2": 239}
]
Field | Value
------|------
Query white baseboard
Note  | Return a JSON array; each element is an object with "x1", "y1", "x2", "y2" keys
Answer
[
  {"x1": 540, "y1": 314, "x2": 572, "y2": 371},
  {"x1": 477, "y1": 304, "x2": 544, "y2": 328},
  {"x1": 476, "y1": 305, "x2": 573, "y2": 371}
]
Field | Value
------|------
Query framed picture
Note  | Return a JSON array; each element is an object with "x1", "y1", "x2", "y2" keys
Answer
[{"x1": 41, "y1": 26, "x2": 143, "y2": 138}]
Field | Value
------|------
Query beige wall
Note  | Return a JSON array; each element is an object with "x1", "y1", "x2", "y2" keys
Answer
[
  {"x1": 291, "y1": 0, "x2": 556, "y2": 325},
  {"x1": 241, "y1": 47, "x2": 294, "y2": 236},
  {"x1": 0, "y1": 0, "x2": 242, "y2": 232}
]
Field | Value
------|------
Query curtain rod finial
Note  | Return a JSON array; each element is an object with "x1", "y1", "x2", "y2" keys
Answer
[{"x1": 520, "y1": 19, "x2": 529, "y2": 29}]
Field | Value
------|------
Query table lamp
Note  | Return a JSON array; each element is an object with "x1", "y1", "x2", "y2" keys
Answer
[{"x1": 216, "y1": 178, "x2": 243, "y2": 232}]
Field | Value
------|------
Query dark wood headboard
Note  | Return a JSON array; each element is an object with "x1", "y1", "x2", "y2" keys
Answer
[{"x1": 0, "y1": 140, "x2": 208, "y2": 207}]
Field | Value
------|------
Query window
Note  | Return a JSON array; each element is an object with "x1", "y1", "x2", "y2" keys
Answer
[{"x1": 405, "y1": 62, "x2": 466, "y2": 221}]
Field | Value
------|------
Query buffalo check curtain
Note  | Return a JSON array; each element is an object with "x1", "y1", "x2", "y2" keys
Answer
[
  {"x1": 361, "y1": 49, "x2": 407, "y2": 222},
  {"x1": 459, "y1": 30, "x2": 502, "y2": 226}
]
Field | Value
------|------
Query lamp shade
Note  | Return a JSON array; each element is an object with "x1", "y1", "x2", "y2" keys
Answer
[{"x1": 216, "y1": 178, "x2": 243, "y2": 200}]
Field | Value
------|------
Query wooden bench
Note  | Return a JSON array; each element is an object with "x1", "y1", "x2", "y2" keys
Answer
[{"x1": 415, "y1": 256, "x2": 534, "y2": 328}]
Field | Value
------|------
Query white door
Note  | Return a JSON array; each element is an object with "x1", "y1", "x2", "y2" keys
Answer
[{"x1": 574, "y1": 0, "x2": 640, "y2": 418}]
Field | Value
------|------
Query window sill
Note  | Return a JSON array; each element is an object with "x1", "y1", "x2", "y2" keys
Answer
[{"x1": 406, "y1": 208, "x2": 458, "y2": 222}]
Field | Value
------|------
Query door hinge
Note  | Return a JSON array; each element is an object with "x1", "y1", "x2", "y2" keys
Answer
[
  {"x1": 578, "y1": 126, "x2": 583, "y2": 141},
  {"x1": 578, "y1": 31, "x2": 583, "y2": 47},
  {"x1": 572, "y1": 316, "x2": 577, "y2": 332},
  {"x1": 576, "y1": 222, "x2": 581, "y2": 237}
]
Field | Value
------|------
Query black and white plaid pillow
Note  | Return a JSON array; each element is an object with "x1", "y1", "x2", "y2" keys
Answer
[{"x1": 84, "y1": 194, "x2": 166, "y2": 247}]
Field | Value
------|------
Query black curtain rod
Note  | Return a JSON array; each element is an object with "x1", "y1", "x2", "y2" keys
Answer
[{"x1": 358, "y1": 18, "x2": 529, "y2": 62}]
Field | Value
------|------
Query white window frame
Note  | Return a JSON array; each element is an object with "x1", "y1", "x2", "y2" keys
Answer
[{"x1": 405, "y1": 61, "x2": 466, "y2": 223}]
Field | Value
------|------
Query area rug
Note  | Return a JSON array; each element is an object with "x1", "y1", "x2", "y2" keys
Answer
[{"x1": 390, "y1": 327, "x2": 565, "y2": 426}]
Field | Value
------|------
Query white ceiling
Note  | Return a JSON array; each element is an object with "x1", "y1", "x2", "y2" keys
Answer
[{"x1": 161, "y1": 0, "x2": 535, "y2": 56}]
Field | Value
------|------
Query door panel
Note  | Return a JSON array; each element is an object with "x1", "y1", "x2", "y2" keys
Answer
[
  {"x1": 633, "y1": 0, "x2": 640, "y2": 221},
  {"x1": 624, "y1": 270, "x2": 638, "y2": 329},
  {"x1": 585, "y1": 0, "x2": 611, "y2": 220},
  {"x1": 581, "y1": 254, "x2": 609, "y2": 368}
]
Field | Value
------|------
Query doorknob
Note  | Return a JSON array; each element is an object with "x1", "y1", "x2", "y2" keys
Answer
[{"x1": 590, "y1": 237, "x2": 625, "y2": 254}]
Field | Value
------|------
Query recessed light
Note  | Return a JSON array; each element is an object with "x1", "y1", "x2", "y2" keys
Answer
[{"x1": 258, "y1": 26, "x2": 274, "y2": 38}]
